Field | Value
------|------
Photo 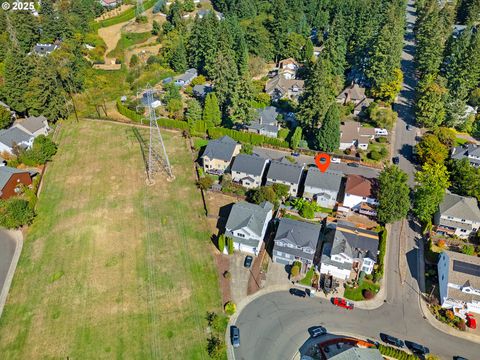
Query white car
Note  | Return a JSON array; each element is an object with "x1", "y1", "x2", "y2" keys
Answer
[{"x1": 331, "y1": 157, "x2": 341, "y2": 163}]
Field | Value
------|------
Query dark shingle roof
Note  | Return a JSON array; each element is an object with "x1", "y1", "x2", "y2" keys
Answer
[
  {"x1": 329, "y1": 223, "x2": 379, "y2": 262},
  {"x1": 231, "y1": 154, "x2": 269, "y2": 177},
  {"x1": 226, "y1": 201, "x2": 273, "y2": 238},
  {"x1": 0, "y1": 127, "x2": 32, "y2": 148},
  {"x1": 15, "y1": 115, "x2": 48, "y2": 134},
  {"x1": 451, "y1": 144, "x2": 480, "y2": 166},
  {"x1": 273, "y1": 217, "x2": 321, "y2": 261},
  {"x1": 304, "y1": 168, "x2": 343, "y2": 192},
  {"x1": 201, "y1": 136, "x2": 238, "y2": 161},
  {"x1": 439, "y1": 191, "x2": 480, "y2": 222},
  {"x1": 266, "y1": 160, "x2": 304, "y2": 184},
  {"x1": 256, "y1": 106, "x2": 280, "y2": 125}
]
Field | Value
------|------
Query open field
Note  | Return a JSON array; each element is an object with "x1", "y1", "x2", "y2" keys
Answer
[{"x1": 0, "y1": 121, "x2": 222, "y2": 359}]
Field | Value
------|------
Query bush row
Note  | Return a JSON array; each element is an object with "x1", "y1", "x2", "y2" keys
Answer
[
  {"x1": 378, "y1": 344, "x2": 417, "y2": 360},
  {"x1": 207, "y1": 127, "x2": 289, "y2": 148},
  {"x1": 91, "y1": 0, "x2": 157, "y2": 31},
  {"x1": 373, "y1": 227, "x2": 387, "y2": 282}
]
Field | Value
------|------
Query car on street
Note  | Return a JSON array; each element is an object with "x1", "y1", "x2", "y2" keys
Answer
[
  {"x1": 392, "y1": 156, "x2": 400, "y2": 164},
  {"x1": 466, "y1": 313, "x2": 476, "y2": 329},
  {"x1": 380, "y1": 333, "x2": 404, "y2": 348},
  {"x1": 292, "y1": 152, "x2": 300, "y2": 157},
  {"x1": 308, "y1": 326, "x2": 327, "y2": 338},
  {"x1": 230, "y1": 325, "x2": 240, "y2": 347},
  {"x1": 331, "y1": 297, "x2": 354, "y2": 310},
  {"x1": 405, "y1": 341, "x2": 429, "y2": 355},
  {"x1": 244, "y1": 255, "x2": 253, "y2": 268},
  {"x1": 289, "y1": 288, "x2": 307, "y2": 298},
  {"x1": 347, "y1": 162, "x2": 359, "y2": 168},
  {"x1": 331, "y1": 157, "x2": 341, "y2": 163},
  {"x1": 453, "y1": 357, "x2": 468, "y2": 360}
]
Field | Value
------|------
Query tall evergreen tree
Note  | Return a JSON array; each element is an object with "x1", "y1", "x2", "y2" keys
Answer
[
  {"x1": 203, "y1": 93, "x2": 222, "y2": 127},
  {"x1": 415, "y1": 75, "x2": 447, "y2": 128},
  {"x1": 3, "y1": 48, "x2": 32, "y2": 113},
  {"x1": 170, "y1": 37, "x2": 187, "y2": 73},
  {"x1": 315, "y1": 103, "x2": 340, "y2": 152}
]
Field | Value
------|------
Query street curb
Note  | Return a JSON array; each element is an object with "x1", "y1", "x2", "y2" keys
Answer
[{"x1": 0, "y1": 230, "x2": 23, "y2": 320}]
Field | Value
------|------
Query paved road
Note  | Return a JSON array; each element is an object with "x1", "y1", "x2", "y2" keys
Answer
[
  {"x1": 253, "y1": 147, "x2": 380, "y2": 179},
  {"x1": 233, "y1": 291, "x2": 479, "y2": 360},
  {"x1": 0, "y1": 230, "x2": 17, "y2": 295},
  {"x1": 233, "y1": 2, "x2": 480, "y2": 359}
]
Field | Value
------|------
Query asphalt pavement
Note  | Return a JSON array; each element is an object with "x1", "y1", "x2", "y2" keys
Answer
[{"x1": 0, "y1": 230, "x2": 17, "y2": 295}]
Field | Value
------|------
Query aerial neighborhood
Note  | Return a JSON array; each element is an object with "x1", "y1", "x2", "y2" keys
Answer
[{"x1": 0, "y1": 0, "x2": 479, "y2": 359}]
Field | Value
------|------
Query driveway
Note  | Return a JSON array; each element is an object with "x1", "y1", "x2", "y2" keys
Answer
[
  {"x1": 230, "y1": 254, "x2": 253, "y2": 305},
  {"x1": 252, "y1": 147, "x2": 380, "y2": 178}
]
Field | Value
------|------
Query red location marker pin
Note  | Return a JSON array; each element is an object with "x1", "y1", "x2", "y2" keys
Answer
[{"x1": 315, "y1": 153, "x2": 331, "y2": 173}]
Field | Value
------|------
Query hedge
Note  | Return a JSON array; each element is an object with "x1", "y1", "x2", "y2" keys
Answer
[
  {"x1": 207, "y1": 127, "x2": 289, "y2": 148},
  {"x1": 378, "y1": 344, "x2": 417, "y2": 360},
  {"x1": 117, "y1": 100, "x2": 143, "y2": 122},
  {"x1": 373, "y1": 227, "x2": 387, "y2": 282},
  {"x1": 90, "y1": 0, "x2": 157, "y2": 31}
]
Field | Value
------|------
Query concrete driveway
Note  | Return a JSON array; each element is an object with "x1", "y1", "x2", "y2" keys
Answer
[{"x1": 230, "y1": 254, "x2": 253, "y2": 305}]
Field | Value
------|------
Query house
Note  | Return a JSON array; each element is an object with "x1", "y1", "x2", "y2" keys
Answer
[
  {"x1": 13, "y1": 116, "x2": 50, "y2": 137},
  {"x1": 201, "y1": 136, "x2": 241, "y2": 175},
  {"x1": 265, "y1": 159, "x2": 304, "y2": 197},
  {"x1": 265, "y1": 76, "x2": 305, "y2": 102},
  {"x1": 246, "y1": 106, "x2": 281, "y2": 138},
  {"x1": 328, "y1": 346, "x2": 383, "y2": 360},
  {"x1": 197, "y1": 9, "x2": 225, "y2": 20},
  {"x1": 0, "y1": 166, "x2": 33, "y2": 200},
  {"x1": 174, "y1": 68, "x2": 198, "y2": 87},
  {"x1": 272, "y1": 217, "x2": 322, "y2": 270},
  {"x1": 336, "y1": 84, "x2": 373, "y2": 115},
  {"x1": 231, "y1": 154, "x2": 269, "y2": 189},
  {"x1": 100, "y1": 0, "x2": 120, "y2": 7},
  {"x1": 342, "y1": 175, "x2": 378, "y2": 215},
  {"x1": 225, "y1": 201, "x2": 274, "y2": 255},
  {"x1": 265, "y1": 58, "x2": 305, "y2": 102},
  {"x1": 339, "y1": 121, "x2": 376, "y2": 150},
  {"x1": 451, "y1": 143, "x2": 480, "y2": 167},
  {"x1": 192, "y1": 84, "x2": 213, "y2": 100},
  {"x1": 0, "y1": 127, "x2": 34, "y2": 154},
  {"x1": 303, "y1": 168, "x2": 343, "y2": 209},
  {"x1": 437, "y1": 250, "x2": 480, "y2": 318},
  {"x1": 319, "y1": 222, "x2": 379, "y2": 280},
  {"x1": 313, "y1": 46, "x2": 324, "y2": 58},
  {"x1": 32, "y1": 43, "x2": 59, "y2": 56},
  {"x1": 434, "y1": 192, "x2": 480, "y2": 238}
]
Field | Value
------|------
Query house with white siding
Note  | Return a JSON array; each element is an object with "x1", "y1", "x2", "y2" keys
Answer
[
  {"x1": 303, "y1": 168, "x2": 343, "y2": 209},
  {"x1": 342, "y1": 175, "x2": 378, "y2": 216},
  {"x1": 434, "y1": 192, "x2": 480, "y2": 238}
]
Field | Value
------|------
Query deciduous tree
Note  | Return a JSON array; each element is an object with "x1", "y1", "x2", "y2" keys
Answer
[{"x1": 377, "y1": 166, "x2": 410, "y2": 224}]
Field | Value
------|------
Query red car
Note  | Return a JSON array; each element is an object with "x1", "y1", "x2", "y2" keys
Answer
[
  {"x1": 466, "y1": 313, "x2": 476, "y2": 329},
  {"x1": 332, "y1": 297, "x2": 354, "y2": 310}
]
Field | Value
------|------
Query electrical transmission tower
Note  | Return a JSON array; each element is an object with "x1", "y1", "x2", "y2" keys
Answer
[
  {"x1": 144, "y1": 87, "x2": 174, "y2": 184},
  {"x1": 136, "y1": 0, "x2": 145, "y2": 17}
]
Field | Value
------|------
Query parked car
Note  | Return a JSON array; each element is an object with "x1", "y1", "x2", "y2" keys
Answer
[
  {"x1": 244, "y1": 255, "x2": 253, "y2": 268},
  {"x1": 289, "y1": 288, "x2": 307, "y2": 298},
  {"x1": 405, "y1": 341, "x2": 429, "y2": 355},
  {"x1": 466, "y1": 313, "x2": 476, "y2": 329},
  {"x1": 347, "y1": 162, "x2": 359, "y2": 168},
  {"x1": 292, "y1": 152, "x2": 300, "y2": 157},
  {"x1": 308, "y1": 326, "x2": 327, "y2": 338},
  {"x1": 230, "y1": 326, "x2": 240, "y2": 347},
  {"x1": 332, "y1": 297, "x2": 354, "y2": 310},
  {"x1": 380, "y1": 333, "x2": 404, "y2": 348},
  {"x1": 367, "y1": 339, "x2": 380, "y2": 348},
  {"x1": 453, "y1": 357, "x2": 469, "y2": 360},
  {"x1": 331, "y1": 157, "x2": 341, "y2": 163},
  {"x1": 392, "y1": 156, "x2": 400, "y2": 164}
]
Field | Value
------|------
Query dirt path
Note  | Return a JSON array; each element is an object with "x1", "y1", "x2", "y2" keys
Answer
[{"x1": 98, "y1": 21, "x2": 127, "y2": 63}]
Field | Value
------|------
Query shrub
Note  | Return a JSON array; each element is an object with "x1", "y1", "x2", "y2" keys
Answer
[
  {"x1": 196, "y1": 176, "x2": 213, "y2": 190},
  {"x1": 135, "y1": 15, "x2": 148, "y2": 23},
  {"x1": 18, "y1": 135, "x2": 58, "y2": 166},
  {"x1": 299, "y1": 206, "x2": 314, "y2": 219},
  {"x1": 0, "y1": 198, "x2": 35, "y2": 229},
  {"x1": 462, "y1": 244, "x2": 475, "y2": 256},
  {"x1": 224, "y1": 301, "x2": 236, "y2": 315},
  {"x1": 376, "y1": 136, "x2": 388, "y2": 143},
  {"x1": 437, "y1": 239, "x2": 446, "y2": 249},
  {"x1": 358, "y1": 271, "x2": 366, "y2": 285},
  {"x1": 368, "y1": 149, "x2": 382, "y2": 161},
  {"x1": 223, "y1": 271, "x2": 231, "y2": 280},
  {"x1": 227, "y1": 237, "x2": 234, "y2": 255},
  {"x1": 218, "y1": 234, "x2": 225, "y2": 253},
  {"x1": 290, "y1": 264, "x2": 300, "y2": 277},
  {"x1": 445, "y1": 309, "x2": 455, "y2": 320},
  {"x1": 457, "y1": 319, "x2": 466, "y2": 331},
  {"x1": 362, "y1": 289, "x2": 375, "y2": 300}
]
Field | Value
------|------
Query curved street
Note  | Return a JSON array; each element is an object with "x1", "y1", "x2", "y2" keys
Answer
[{"x1": 233, "y1": 1, "x2": 480, "y2": 359}]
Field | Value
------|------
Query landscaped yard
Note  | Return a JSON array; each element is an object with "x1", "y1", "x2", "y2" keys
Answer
[
  {"x1": 0, "y1": 121, "x2": 222, "y2": 359},
  {"x1": 343, "y1": 280, "x2": 380, "y2": 301}
]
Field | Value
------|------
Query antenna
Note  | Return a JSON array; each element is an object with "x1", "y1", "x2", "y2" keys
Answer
[
  {"x1": 143, "y1": 86, "x2": 174, "y2": 184},
  {"x1": 136, "y1": 0, "x2": 145, "y2": 18}
]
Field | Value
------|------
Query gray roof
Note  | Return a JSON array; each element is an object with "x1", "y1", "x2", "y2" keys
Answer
[
  {"x1": 327, "y1": 223, "x2": 379, "y2": 262},
  {"x1": 225, "y1": 201, "x2": 273, "y2": 241},
  {"x1": 231, "y1": 154, "x2": 269, "y2": 177},
  {"x1": 320, "y1": 241, "x2": 352, "y2": 270},
  {"x1": 0, "y1": 166, "x2": 30, "y2": 190},
  {"x1": 439, "y1": 192, "x2": 480, "y2": 222},
  {"x1": 174, "y1": 68, "x2": 197, "y2": 84},
  {"x1": 192, "y1": 84, "x2": 213, "y2": 98},
  {"x1": 256, "y1": 106, "x2": 280, "y2": 126},
  {"x1": 246, "y1": 122, "x2": 279, "y2": 135},
  {"x1": 273, "y1": 217, "x2": 321, "y2": 261},
  {"x1": 330, "y1": 347, "x2": 383, "y2": 360},
  {"x1": 304, "y1": 168, "x2": 343, "y2": 192},
  {"x1": 33, "y1": 43, "x2": 58, "y2": 55},
  {"x1": 15, "y1": 116, "x2": 48, "y2": 134},
  {"x1": 266, "y1": 160, "x2": 304, "y2": 184},
  {"x1": 451, "y1": 144, "x2": 480, "y2": 166},
  {"x1": 0, "y1": 127, "x2": 32, "y2": 148},
  {"x1": 201, "y1": 136, "x2": 238, "y2": 161}
]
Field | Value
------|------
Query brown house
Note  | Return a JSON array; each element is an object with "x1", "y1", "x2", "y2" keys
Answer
[{"x1": 0, "y1": 166, "x2": 33, "y2": 200}]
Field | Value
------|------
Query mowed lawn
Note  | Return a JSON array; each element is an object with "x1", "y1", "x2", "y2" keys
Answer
[{"x1": 0, "y1": 121, "x2": 222, "y2": 359}]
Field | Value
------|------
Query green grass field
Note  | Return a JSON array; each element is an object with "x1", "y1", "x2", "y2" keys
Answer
[{"x1": 0, "y1": 121, "x2": 222, "y2": 359}]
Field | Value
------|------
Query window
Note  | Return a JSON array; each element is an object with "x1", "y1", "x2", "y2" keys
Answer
[
  {"x1": 447, "y1": 216, "x2": 454, "y2": 220},
  {"x1": 461, "y1": 219, "x2": 466, "y2": 222},
  {"x1": 362, "y1": 197, "x2": 367, "y2": 200},
  {"x1": 461, "y1": 229, "x2": 467, "y2": 233},
  {"x1": 237, "y1": 233, "x2": 245, "y2": 238}
]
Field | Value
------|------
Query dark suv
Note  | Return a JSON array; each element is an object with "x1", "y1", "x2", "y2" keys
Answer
[
  {"x1": 405, "y1": 341, "x2": 429, "y2": 355},
  {"x1": 230, "y1": 326, "x2": 240, "y2": 348},
  {"x1": 380, "y1": 333, "x2": 404, "y2": 348},
  {"x1": 289, "y1": 288, "x2": 307, "y2": 298}
]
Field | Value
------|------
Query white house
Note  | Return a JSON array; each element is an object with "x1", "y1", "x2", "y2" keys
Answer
[
  {"x1": 265, "y1": 159, "x2": 304, "y2": 197},
  {"x1": 319, "y1": 222, "x2": 379, "y2": 280},
  {"x1": 434, "y1": 192, "x2": 480, "y2": 238},
  {"x1": 437, "y1": 250, "x2": 480, "y2": 318},
  {"x1": 13, "y1": 116, "x2": 50, "y2": 137},
  {"x1": 339, "y1": 121, "x2": 376, "y2": 150},
  {"x1": 342, "y1": 175, "x2": 378, "y2": 216},
  {"x1": 225, "y1": 201, "x2": 274, "y2": 255},
  {"x1": 231, "y1": 154, "x2": 269, "y2": 189},
  {"x1": 303, "y1": 168, "x2": 343, "y2": 209},
  {"x1": 0, "y1": 127, "x2": 34, "y2": 154}
]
